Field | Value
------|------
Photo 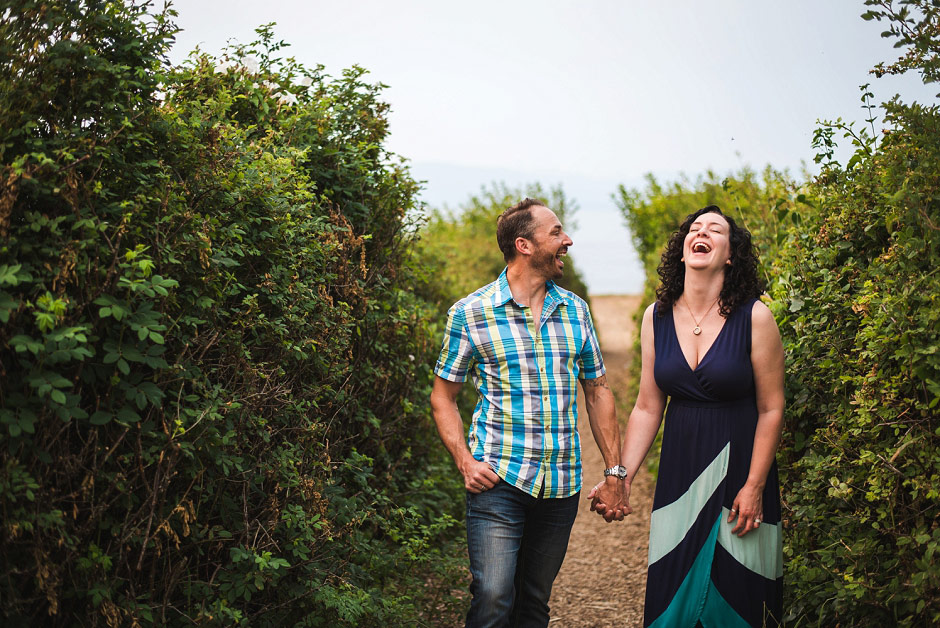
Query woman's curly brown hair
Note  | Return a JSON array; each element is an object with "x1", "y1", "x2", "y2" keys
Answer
[{"x1": 656, "y1": 205, "x2": 765, "y2": 317}]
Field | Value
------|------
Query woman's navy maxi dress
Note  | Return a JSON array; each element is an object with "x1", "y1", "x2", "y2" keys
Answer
[{"x1": 644, "y1": 299, "x2": 783, "y2": 628}]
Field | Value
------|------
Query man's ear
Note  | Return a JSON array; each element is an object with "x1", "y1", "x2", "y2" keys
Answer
[{"x1": 515, "y1": 237, "x2": 532, "y2": 257}]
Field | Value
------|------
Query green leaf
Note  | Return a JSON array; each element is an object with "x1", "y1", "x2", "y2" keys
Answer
[
  {"x1": 122, "y1": 346, "x2": 144, "y2": 362},
  {"x1": 0, "y1": 264, "x2": 28, "y2": 287},
  {"x1": 48, "y1": 374, "x2": 71, "y2": 388},
  {"x1": 19, "y1": 415, "x2": 36, "y2": 434},
  {"x1": 90, "y1": 411, "x2": 112, "y2": 426},
  {"x1": 10, "y1": 335, "x2": 42, "y2": 355},
  {"x1": 70, "y1": 406, "x2": 89, "y2": 420},
  {"x1": 138, "y1": 382, "x2": 164, "y2": 404},
  {"x1": 0, "y1": 290, "x2": 17, "y2": 322},
  {"x1": 116, "y1": 405, "x2": 139, "y2": 422}
]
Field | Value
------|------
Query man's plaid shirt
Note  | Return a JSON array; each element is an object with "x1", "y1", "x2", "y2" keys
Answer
[{"x1": 434, "y1": 268, "x2": 606, "y2": 498}]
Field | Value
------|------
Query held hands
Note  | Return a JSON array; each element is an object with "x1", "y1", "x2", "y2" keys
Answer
[
  {"x1": 460, "y1": 457, "x2": 500, "y2": 494},
  {"x1": 587, "y1": 477, "x2": 631, "y2": 523},
  {"x1": 728, "y1": 482, "x2": 764, "y2": 537}
]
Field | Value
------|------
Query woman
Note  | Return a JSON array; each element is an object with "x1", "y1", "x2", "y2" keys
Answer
[{"x1": 593, "y1": 205, "x2": 784, "y2": 627}]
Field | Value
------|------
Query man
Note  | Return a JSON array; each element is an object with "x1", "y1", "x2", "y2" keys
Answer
[{"x1": 430, "y1": 198, "x2": 628, "y2": 627}]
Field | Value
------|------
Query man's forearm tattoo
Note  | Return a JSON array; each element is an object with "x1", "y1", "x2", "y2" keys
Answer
[{"x1": 585, "y1": 375, "x2": 610, "y2": 389}]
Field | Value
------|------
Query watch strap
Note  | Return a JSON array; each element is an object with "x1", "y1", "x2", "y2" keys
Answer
[{"x1": 603, "y1": 465, "x2": 628, "y2": 480}]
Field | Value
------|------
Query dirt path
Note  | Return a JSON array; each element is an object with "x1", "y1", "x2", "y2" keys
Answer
[{"x1": 548, "y1": 295, "x2": 653, "y2": 627}]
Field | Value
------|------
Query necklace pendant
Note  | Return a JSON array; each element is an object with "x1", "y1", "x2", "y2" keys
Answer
[{"x1": 693, "y1": 326, "x2": 702, "y2": 335}]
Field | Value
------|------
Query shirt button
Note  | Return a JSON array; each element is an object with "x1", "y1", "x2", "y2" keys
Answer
[{"x1": 543, "y1": 395, "x2": 549, "y2": 402}]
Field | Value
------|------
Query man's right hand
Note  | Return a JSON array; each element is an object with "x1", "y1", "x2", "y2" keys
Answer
[
  {"x1": 431, "y1": 377, "x2": 499, "y2": 494},
  {"x1": 460, "y1": 457, "x2": 501, "y2": 494}
]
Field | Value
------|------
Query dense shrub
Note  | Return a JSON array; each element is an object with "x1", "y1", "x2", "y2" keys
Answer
[
  {"x1": 772, "y1": 84, "x2": 940, "y2": 628},
  {"x1": 0, "y1": 2, "x2": 463, "y2": 625},
  {"x1": 617, "y1": 2, "x2": 940, "y2": 624}
]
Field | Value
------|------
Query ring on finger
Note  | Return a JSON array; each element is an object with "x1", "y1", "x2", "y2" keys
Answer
[{"x1": 754, "y1": 518, "x2": 761, "y2": 525}]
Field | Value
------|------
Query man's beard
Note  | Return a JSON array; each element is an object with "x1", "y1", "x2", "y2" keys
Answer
[{"x1": 533, "y1": 246, "x2": 564, "y2": 280}]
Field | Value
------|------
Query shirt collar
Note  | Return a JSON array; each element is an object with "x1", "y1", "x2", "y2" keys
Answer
[
  {"x1": 493, "y1": 267, "x2": 570, "y2": 313},
  {"x1": 493, "y1": 267, "x2": 514, "y2": 306},
  {"x1": 543, "y1": 279, "x2": 567, "y2": 317}
]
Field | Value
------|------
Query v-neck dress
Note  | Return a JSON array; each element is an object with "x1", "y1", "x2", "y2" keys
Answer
[{"x1": 644, "y1": 299, "x2": 783, "y2": 628}]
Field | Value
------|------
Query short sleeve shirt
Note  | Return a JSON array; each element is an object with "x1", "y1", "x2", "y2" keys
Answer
[{"x1": 434, "y1": 268, "x2": 605, "y2": 498}]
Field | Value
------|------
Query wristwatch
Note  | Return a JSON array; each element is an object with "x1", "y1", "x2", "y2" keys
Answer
[{"x1": 603, "y1": 465, "x2": 628, "y2": 480}]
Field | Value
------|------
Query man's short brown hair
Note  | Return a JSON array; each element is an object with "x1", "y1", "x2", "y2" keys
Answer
[{"x1": 496, "y1": 198, "x2": 546, "y2": 262}]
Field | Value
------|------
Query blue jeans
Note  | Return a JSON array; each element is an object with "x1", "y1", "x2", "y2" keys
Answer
[{"x1": 465, "y1": 480, "x2": 580, "y2": 628}]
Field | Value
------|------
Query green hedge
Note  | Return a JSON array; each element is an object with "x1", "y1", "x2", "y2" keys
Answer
[
  {"x1": 1, "y1": 3, "x2": 463, "y2": 625},
  {"x1": 771, "y1": 94, "x2": 940, "y2": 626}
]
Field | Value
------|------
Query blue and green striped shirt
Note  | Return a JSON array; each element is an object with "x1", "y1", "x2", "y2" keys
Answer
[{"x1": 434, "y1": 268, "x2": 605, "y2": 498}]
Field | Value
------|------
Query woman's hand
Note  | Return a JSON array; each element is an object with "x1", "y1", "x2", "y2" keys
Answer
[
  {"x1": 587, "y1": 478, "x2": 632, "y2": 521},
  {"x1": 728, "y1": 482, "x2": 764, "y2": 537}
]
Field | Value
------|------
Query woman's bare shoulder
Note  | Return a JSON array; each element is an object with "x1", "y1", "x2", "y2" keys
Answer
[{"x1": 750, "y1": 299, "x2": 777, "y2": 326}]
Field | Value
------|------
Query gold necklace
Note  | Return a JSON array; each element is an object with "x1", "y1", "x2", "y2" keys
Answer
[{"x1": 682, "y1": 295, "x2": 720, "y2": 336}]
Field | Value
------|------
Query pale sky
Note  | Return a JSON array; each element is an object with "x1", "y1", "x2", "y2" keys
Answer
[{"x1": 167, "y1": 1, "x2": 937, "y2": 294}]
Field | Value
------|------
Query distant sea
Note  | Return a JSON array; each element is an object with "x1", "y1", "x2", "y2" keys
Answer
[{"x1": 410, "y1": 162, "x2": 646, "y2": 296}]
